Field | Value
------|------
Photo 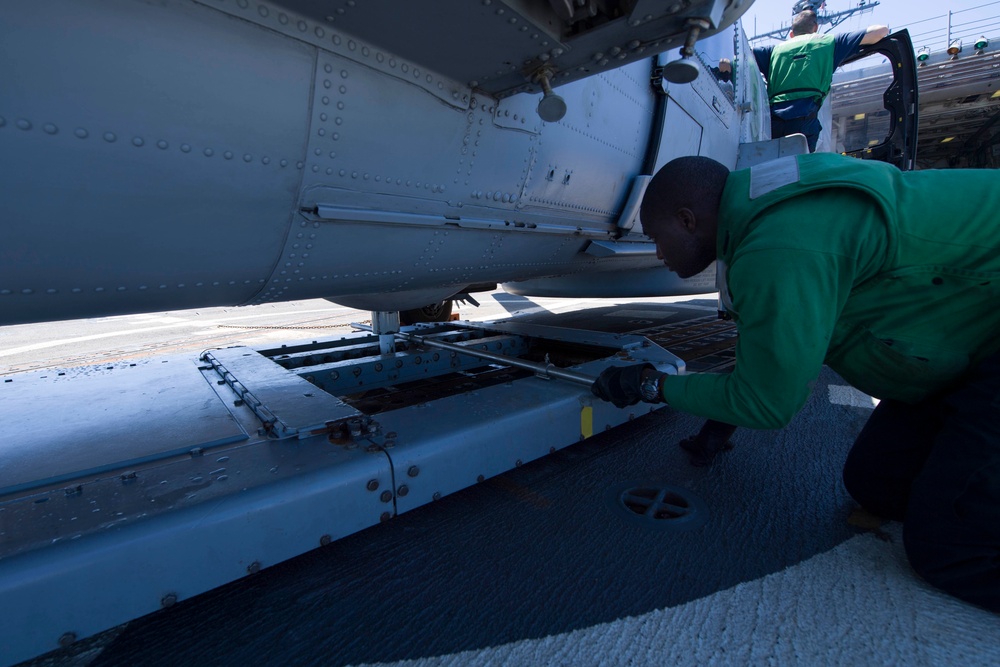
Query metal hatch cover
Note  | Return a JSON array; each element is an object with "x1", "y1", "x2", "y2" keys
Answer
[{"x1": 0, "y1": 358, "x2": 248, "y2": 496}]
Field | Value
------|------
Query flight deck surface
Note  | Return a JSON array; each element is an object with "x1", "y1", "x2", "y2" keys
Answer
[{"x1": 6, "y1": 295, "x2": 999, "y2": 666}]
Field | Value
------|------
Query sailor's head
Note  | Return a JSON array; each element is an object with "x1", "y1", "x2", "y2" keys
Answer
[
  {"x1": 639, "y1": 156, "x2": 729, "y2": 279},
  {"x1": 790, "y1": 10, "x2": 820, "y2": 36}
]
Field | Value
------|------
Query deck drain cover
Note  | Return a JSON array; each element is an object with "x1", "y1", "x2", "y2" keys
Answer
[{"x1": 610, "y1": 482, "x2": 707, "y2": 530}]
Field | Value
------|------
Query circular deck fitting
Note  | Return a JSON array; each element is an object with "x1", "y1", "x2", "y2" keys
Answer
[{"x1": 610, "y1": 482, "x2": 707, "y2": 530}]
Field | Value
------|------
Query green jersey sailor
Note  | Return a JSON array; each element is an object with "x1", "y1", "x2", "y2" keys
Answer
[{"x1": 592, "y1": 153, "x2": 1000, "y2": 614}]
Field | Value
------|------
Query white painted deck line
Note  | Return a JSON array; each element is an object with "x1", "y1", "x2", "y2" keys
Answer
[
  {"x1": 357, "y1": 524, "x2": 1000, "y2": 667},
  {"x1": 829, "y1": 384, "x2": 880, "y2": 409},
  {"x1": 0, "y1": 308, "x2": 352, "y2": 358}
]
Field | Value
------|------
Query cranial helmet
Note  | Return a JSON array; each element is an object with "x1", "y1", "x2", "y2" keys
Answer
[{"x1": 792, "y1": 0, "x2": 825, "y2": 14}]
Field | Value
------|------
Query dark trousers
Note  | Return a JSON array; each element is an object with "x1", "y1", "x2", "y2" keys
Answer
[
  {"x1": 771, "y1": 112, "x2": 821, "y2": 153},
  {"x1": 842, "y1": 352, "x2": 1000, "y2": 612}
]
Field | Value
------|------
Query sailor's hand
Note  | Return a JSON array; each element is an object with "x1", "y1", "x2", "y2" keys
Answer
[{"x1": 591, "y1": 363, "x2": 655, "y2": 408}]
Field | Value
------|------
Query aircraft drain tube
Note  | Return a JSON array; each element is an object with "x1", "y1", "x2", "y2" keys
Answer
[{"x1": 642, "y1": 57, "x2": 668, "y2": 176}]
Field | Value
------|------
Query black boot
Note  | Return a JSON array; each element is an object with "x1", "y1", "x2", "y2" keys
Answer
[{"x1": 678, "y1": 419, "x2": 737, "y2": 466}]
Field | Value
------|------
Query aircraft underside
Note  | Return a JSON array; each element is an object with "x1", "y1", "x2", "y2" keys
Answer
[{"x1": 1, "y1": 0, "x2": 760, "y2": 325}]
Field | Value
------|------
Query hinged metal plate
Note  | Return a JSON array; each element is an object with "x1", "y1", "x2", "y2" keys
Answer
[{"x1": 204, "y1": 347, "x2": 362, "y2": 438}]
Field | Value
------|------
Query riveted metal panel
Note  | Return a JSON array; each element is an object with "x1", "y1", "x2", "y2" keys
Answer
[
  {"x1": 460, "y1": 97, "x2": 541, "y2": 215},
  {"x1": 0, "y1": 0, "x2": 757, "y2": 324},
  {"x1": 0, "y1": 359, "x2": 248, "y2": 497},
  {"x1": 0, "y1": 0, "x2": 314, "y2": 324},
  {"x1": 197, "y1": 0, "x2": 472, "y2": 110},
  {"x1": 656, "y1": 51, "x2": 741, "y2": 169},
  {"x1": 270, "y1": 0, "x2": 751, "y2": 98},
  {"x1": 253, "y1": 215, "x2": 613, "y2": 310},
  {"x1": 503, "y1": 262, "x2": 719, "y2": 298},
  {"x1": 250, "y1": 216, "x2": 456, "y2": 306},
  {"x1": 653, "y1": 97, "x2": 705, "y2": 172},
  {"x1": 297, "y1": 52, "x2": 471, "y2": 201},
  {"x1": 275, "y1": 0, "x2": 568, "y2": 94},
  {"x1": 519, "y1": 61, "x2": 655, "y2": 222},
  {"x1": 0, "y1": 445, "x2": 392, "y2": 667}
]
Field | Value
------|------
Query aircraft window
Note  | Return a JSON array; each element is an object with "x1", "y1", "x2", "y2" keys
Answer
[
  {"x1": 828, "y1": 54, "x2": 895, "y2": 154},
  {"x1": 696, "y1": 28, "x2": 737, "y2": 103}
]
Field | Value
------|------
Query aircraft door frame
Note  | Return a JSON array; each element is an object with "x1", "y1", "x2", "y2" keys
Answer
[{"x1": 837, "y1": 29, "x2": 919, "y2": 170}]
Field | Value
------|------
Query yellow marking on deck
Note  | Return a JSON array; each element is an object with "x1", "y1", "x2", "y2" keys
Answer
[{"x1": 581, "y1": 406, "x2": 593, "y2": 439}]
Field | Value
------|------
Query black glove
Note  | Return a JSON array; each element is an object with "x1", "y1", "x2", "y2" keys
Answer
[{"x1": 591, "y1": 363, "x2": 654, "y2": 408}]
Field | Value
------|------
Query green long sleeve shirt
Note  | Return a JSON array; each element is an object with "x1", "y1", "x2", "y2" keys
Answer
[{"x1": 660, "y1": 154, "x2": 1000, "y2": 429}]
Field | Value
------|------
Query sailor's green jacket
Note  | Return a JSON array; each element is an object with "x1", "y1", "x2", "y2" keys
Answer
[{"x1": 661, "y1": 153, "x2": 1000, "y2": 429}]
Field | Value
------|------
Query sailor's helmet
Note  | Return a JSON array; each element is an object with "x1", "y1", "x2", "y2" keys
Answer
[{"x1": 792, "y1": 1, "x2": 825, "y2": 15}]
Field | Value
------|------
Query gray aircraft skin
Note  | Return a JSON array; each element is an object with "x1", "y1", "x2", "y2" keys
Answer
[{"x1": 1, "y1": 0, "x2": 766, "y2": 327}]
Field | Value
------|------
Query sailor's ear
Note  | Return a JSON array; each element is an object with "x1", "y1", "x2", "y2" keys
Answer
[{"x1": 676, "y1": 207, "x2": 697, "y2": 232}]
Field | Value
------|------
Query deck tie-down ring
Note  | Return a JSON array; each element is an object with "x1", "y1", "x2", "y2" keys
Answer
[{"x1": 609, "y1": 481, "x2": 707, "y2": 530}]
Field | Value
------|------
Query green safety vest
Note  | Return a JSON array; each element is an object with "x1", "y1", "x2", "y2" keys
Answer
[{"x1": 767, "y1": 33, "x2": 836, "y2": 106}]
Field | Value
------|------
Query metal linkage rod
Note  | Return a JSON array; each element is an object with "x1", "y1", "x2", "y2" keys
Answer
[{"x1": 351, "y1": 323, "x2": 597, "y2": 387}]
